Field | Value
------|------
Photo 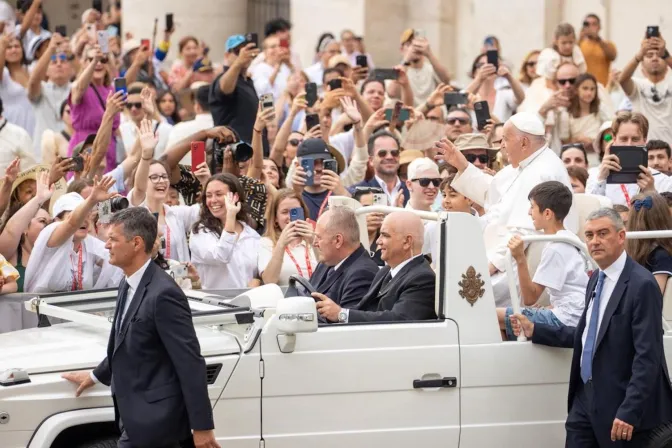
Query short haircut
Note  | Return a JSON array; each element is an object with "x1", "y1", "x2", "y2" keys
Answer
[
  {"x1": 528, "y1": 181, "x2": 573, "y2": 221},
  {"x1": 407, "y1": 157, "x2": 439, "y2": 180},
  {"x1": 585, "y1": 13, "x2": 601, "y2": 24},
  {"x1": 661, "y1": 191, "x2": 672, "y2": 207},
  {"x1": 67, "y1": 178, "x2": 93, "y2": 195},
  {"x1": 326, "y1": 206, "x2": 360, "y2": 246},
  {"x1": 586, "y1": 207, "x2": 625, "y2": 231},
  {"x1": 367, "y1": 130, "x2": 400, "y2": 156},
  {"x1": 178, "y1": 36, "x2": 199, "y2": 53},
  {"x1": 566, "y1": 166, "x2": 588, "y2": 187},
  {"x1": 264, "y1": 18, "x2": 292, "y2": 37},
  {"x1": 108, "y1": 207, "x2": 158, "y2": 254},
  {"x1": 446, "y1": 106, "x2": 472, "y2": 123},
  {"x1": 360, "y1": 78, "x2": 385, "y2": 95},
  {"x1": 439, "y1": 174, "x2": 458, "y2": 194},
  {"x1": 127, "y1": 84, "x2": 144, "y2": 95},
  {"x1": 613, "y1": 204, "x2": 629, "y2": 213},
  {"x1": 195, "y1": 85, "x2": 210, "y2": 112},
  {"x1": 647, "y1": 139, "x2": 671, "y2": 158},
  {"x1": 613, "y1": 111, "x2": 649, "y2": 141}
]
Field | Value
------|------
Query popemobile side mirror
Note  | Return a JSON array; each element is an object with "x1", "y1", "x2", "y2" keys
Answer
[{"x1": 275, "y1": 297, "x2": 318, "y2": 335}]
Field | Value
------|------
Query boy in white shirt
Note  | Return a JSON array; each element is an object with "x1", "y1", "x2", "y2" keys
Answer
[{"x1": 497, "y1": 180, "x2": 588, "y2": 340}]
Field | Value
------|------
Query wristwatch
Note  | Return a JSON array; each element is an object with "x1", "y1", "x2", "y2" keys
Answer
[{"x1": 338, "y1": 310, "x2": 348, "y2": 323}]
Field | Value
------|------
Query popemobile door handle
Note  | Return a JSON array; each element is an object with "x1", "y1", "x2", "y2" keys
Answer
[{"x1": 413, "y1": 377, "x2": 457, "y2": 389}]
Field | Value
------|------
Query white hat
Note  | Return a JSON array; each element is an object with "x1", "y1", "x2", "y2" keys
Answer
[
  {"x1": 53, "y1": 192, "x2": 85, "y2": 218},
  {"x1": 509, "y1": 112, "x2": 545, "y2": 136},
  {"x1": 121, "y1": 39, "x2": 141, "y2": 59}
]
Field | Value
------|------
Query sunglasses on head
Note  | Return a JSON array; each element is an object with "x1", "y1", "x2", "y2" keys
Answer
[
  {"x1": 126, "y1": 102, "x2": 142, "y2": 109},
  {"x1": 51, "y1": 53, "x2": 67, "y2": 62},
  {"x1": 288, "y1": 138, "x2": 303, "y2": 146},
  {"x1": 465, "y1": 154, "x2": 488, "y2": 164},
  {"x1": 448, "y1": 117, "x2": 469, "y2": 125},
  {"x1": 377, "y1": 149, "x2": 400, "y2": 158},
  {"x1": 557, "y1": 77, "x2": 576, "y2": 86},
  {"x1": 412, "y1": 178, "x2": 441, "y2": 188}
]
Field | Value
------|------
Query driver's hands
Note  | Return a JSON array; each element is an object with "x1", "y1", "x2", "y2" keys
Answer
[{"x1": 312, "y1": 292, "x2": 341, "y2": 322}]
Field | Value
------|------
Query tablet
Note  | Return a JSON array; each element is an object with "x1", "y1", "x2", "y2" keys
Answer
[{"x1": 606, "y1": 146, "x2": 647, "y2": 184}]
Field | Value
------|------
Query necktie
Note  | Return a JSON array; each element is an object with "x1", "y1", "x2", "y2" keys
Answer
[
  {"x1": 581, "y1": 271, "x2": 606, "y2": 383},
  {"x1": 381, "y1": 271, "x2": 393, "y2": 288},
  {"x1": 116, "y1": 280, "x2": 130, "y2": 334}
]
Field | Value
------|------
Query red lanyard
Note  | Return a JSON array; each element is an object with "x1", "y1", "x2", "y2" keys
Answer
[
  {"x1": 164, "y1": 224, "x2": 172, "y2": 259},
  {"x1": 285, "y1": 244, "x2": 313, "y2": 278},
  {"x1": 620, "y1": 184, "x2": 631, "y2": 206},
  {"x1": 71, "y1": 246, "x2": 83, "y2": 291},
  {"x1": 318, "y1": 191, "x2": 332, "y2": 219}
]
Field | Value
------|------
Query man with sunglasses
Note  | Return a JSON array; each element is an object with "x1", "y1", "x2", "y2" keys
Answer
[
  {"x1": 453, "y1": 133, "x2": 498, "y2": 173},
  {"x1": 445, "y1": 107, "x2": 474, "y2": 142},
  {"x1": 620, "y1": 34, "x2": 672, "y2": 145},
  {"x1": 27, "y1": 31, "x2": 72, "y2": 158},
  {"x1": 405, "y1": 157, "x2": 441, "y2": 260},
  {"x1": 119, "y1": 85, "x2": 173, "y2": 159},
  {"x1": 538, "y1": 62, "x2": 580, "y2": 153}
]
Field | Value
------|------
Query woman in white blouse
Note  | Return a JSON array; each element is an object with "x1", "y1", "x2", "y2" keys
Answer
[
  {"x1": 258, "y1": 189, "x2": 316, "y2": 286},
  {"x1": 189, "y1": 173, "x2": 260, "y2": 289}
]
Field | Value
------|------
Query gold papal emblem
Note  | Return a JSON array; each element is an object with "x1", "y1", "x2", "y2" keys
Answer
[{"x1": 458, "y1": 266, "x2": 485, "y2": 306}]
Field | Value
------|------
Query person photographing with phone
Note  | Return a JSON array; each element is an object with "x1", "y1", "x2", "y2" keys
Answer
[{"x1": 578, "y1": 14, "x2": 617, "y2": 86}]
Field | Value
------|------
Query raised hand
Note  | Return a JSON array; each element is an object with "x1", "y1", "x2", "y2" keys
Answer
[
  {"x1": 435, "y1": 138, "x2": 469, "y2": 172},
  {"x1": 224, "y1": 192, "x2": 241, "y2": 217},
  {"x1": 507, "y1": 235, "x2": 525, "y2": 263},
  {"x1": 277, "y1": 220, "x2": 299, "y2": 248},
  {"x1": 291, "y1": 92, "x2": 308, "y2": 115},
  {"x1": 255, "y1": 104, "x2": 276, "y2": 130},
  {"x1": 49, "y1": 157, "x2": 75, "y2": 185},
  {"x1": 339, "y1": 96, "x2": 362, "y2": 125},
  {"x1": 140, "y1": 86, "x2": 155, "y2": 116},
  {"x1": 637, "y1": 166, "x2": 655, "y2": 193},
  {"x1": 137, "y1": 119, "x2": 158, "y2": 155},
  {"x1": 90, "y1": 175, "x2": 117, "y2": 203},
  {"x1": 205, "y1": 126, "x2": 237, "y2": 145},
  {"x1": 234, "y1": 43, "x2": 259, "y2": 68},
  {"x1": 193, "y1": 162, "x2": 211, "y2": 186},
  {"x1": 35, "y1": 171, "x2": 55, "y2": 204},
  {"x1": 105, "y1": 90, "x2": 125, "y2": 115},
  {"x1": 4, "y1": 157, "x2": 20, "y2": 184}
]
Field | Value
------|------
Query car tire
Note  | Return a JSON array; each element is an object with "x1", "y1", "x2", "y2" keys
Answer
[
  {"x1": 75, "y1": 438, "x2": 118, "y2": 448},
  {"x1": 644, "y1": 422, "x2": 672, "y2": 448}
]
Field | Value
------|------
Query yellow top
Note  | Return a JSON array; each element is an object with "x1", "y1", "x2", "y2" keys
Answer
[{"x1": 579, "y1": 39, "x2": 617, "y2": 86}]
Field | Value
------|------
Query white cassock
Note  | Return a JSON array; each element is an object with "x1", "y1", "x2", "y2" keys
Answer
[
  {"x1": 451, "y1": 145, "x2": 579, "y2": 306},
  {"x1": 24, "y1": 222, "x2": 124, "y2": 293},
  {"x1": 586, "y1": 167, "x2": 672, "y2": 206}
]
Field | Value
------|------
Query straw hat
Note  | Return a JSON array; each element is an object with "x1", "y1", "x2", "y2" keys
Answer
[
  {"x1": 403, "y1": 120, "x2": 445, "y2": 151},
  {"x1": 10, "y1": 164, "x2": 67, "y2": 216},
  {"x1": 399, "y1": 149, "x2": 424, "y2": 166},
  {"x1": 453, "y1": 133, "x2": 498, "y2": 159}
]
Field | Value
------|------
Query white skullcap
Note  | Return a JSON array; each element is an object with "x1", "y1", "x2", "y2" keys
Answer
[
  {"x1": 407, "y1": 157, "x2": 439, "y2": 180},
  {"x1": 53, "y1": 192, "x2": 85, "y2": 218},
  {"x1": 509, "y1": 112, "x2": 545, "y2": 136}
]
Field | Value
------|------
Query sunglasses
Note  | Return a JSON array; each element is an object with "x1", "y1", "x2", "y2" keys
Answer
[
  {"x1": 288, "y1": 138, "x2": 303, "y2": 146},
  {"x1": 126, "y1": 102, "x2": 143, "y2": 110},
  {"x1": 51, "y1": 53, "x2": 67, "y2": 62},
  {"x1": 465, "y1": 154, "x2": 488, "y2": 164},
  {"x1": 87, "y1": 56, "x2": 109, "y2": 64},
  {"x1": 448, "y1": 117, "x2": 469, "y2": 125},
  {"x1": 377, "y1": 149, "x2": 400, "y2": 158},
  {"x1": 525, "y1": 61, "x2": 537, "y2": 67},
  {"x1": 412, "y1": 178, "x2": 441, "y2": 188},
  {"x1": 557, "y1": 78, "x2": 576, "y2": 86}
]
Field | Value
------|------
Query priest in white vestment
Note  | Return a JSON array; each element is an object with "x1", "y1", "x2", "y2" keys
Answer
[{"x1": 435, "y1": 112, "x2": 578, "y2": 306}]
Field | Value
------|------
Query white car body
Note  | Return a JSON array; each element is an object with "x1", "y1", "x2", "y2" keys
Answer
[{"x1": 0, "y1": 204, "x2": 671, "y2": 448}]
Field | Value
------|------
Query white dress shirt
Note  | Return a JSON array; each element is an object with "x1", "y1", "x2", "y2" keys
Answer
[
  {"x1": 580, "y1": 250, "x2": 627, "y2": 363},
  {"x1": 374, "y1": 175, "x2": 404, "y2": 206},
  {"x1": 390, "y1": 254, "x2": 423, "y2": 278},
  {"x1": 120, "y1": 258, "x2": 152, "y2": 324}
]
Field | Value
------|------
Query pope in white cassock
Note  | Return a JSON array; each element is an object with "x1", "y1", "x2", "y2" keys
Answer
[{"x1": 435, "y1": 112, "x2": 578, "y2": 306}]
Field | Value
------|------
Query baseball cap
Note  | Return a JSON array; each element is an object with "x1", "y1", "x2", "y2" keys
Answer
[
  {"x1": 53, "y1": 192, "x2": 85, "y2": 218},
  {"x1": 72, "y1": 134, "x2": 97, "y2": 157},
  {"x1": 328, "y1": 54, "x2": 351, "y2": 69},
  {"x1": 226, "y1": 35, "x2": 246, "y2": 52},
  {"x1": 297, "y1": 138, "x2": 345, "y2": 173},
  {"x1": 27, "y1": 33, "x2": 51, "y2": 62}
]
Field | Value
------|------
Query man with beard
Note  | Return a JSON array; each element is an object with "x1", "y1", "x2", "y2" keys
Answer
[{"x1": 620, "y1": 34, "x2": 672, "y2": 144}]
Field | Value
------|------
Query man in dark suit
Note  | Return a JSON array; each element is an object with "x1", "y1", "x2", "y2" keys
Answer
[
  {"x1": 62, "y1": 208, "x2": 219, "y2": 448},
  {"x1": 315, "y1": 211, "x2": 436, "y2": 323},
  {"x1": 512, "y1": 208, "x2": 672, "y2": 447},
  {"x1": 348, "y1": 130, "x2": 410, "y2": 207},
  {"x1": 310, "y1": 206, "x2": 378, "y2": 309}
]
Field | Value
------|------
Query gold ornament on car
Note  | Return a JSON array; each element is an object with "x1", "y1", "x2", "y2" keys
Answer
[{"x1": 458, "y1": 266, "x2": 485, "y2": 306}]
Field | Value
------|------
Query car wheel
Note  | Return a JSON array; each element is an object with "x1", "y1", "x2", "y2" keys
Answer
[
  {"x1": 75, "y1": 438, "x2": 119, "y2": 448},
  {"x1": 644, "y1": 422, "x2": 672, "y2": 448}
]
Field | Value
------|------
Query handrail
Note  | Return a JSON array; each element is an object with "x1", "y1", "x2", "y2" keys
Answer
[
  {"x1": 625, "y1": 230, "x2": 672, "y2": 239},
  {"x1": 354, "y1": 205, "x2": 440, "y2": 222}
]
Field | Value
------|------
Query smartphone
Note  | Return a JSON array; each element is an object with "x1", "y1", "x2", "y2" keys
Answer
[
  {"x1": 327, "y1": 79, "x2": 342, "y2": 91},
  {"x1": 373, "y1": 193, "x2": 388, "y2": 206},
  {"x1": 305, "y1": 113, "x2": 320, "y2": 131},
  {"x1": 289, "y1": 207, "x2": 305, "y2": 222},
  {"x1": 113, "y1": 77, "x2": 127, "y2": 95},
  {"x1": 414, "y1": 29, "x2": 426, "y2": 39},
  {"x1": 165, "y1": 13, "x2": 174, "y2": 32},
  {"x1": 384, "y1": 108, "x2": 410, "y2": 122},
  {"x1": 301, "y1": 158, "x2": 315, "y2": 186},
  {"x1": 260, "y1": 93, "x2": 274, "y2": 110},
  {"x1": 245, "y1": 32, "x2": 258, "y2": 47},
  {"x1": 444, "y1": 92, "x2": 468, "y2": 106},
  {"x1": 474, "y1": 101, "x2": 491, "y2": 130},
  {"x1": 191, "y1": 141, "x2": 205, "y2": 172},
  {"x1": 486, "y1": 49, "x2": 499, "y2": 69},
  {"x1": 305, "y1": 82, "x2": 318, "y2": 107},
  {"x1": 55, "y1": 25, "x2": 67, "y2": 36},
  {"x1": 92, "y1": 0, "x2": 103, "y2": 13},
  {"x1": 323, "y1": 159, "x2": 338, "y2": 173},
  {"x1": 140, "y1": 39, "x2": 150, "y2": 49},
  {"x1": 279, "y1": 38, "x2": 289, "y2": 49},
  {"x1": 65, "y1": 156, "x2": 84, "y2": 173},
  {"x1": 607, "y1": 146, "x2": 647, "y2": 184},
  {"x1": 646, "y1": 26, "x2": 660, "y2": 38},
  {"x1": 86, "y1": 24, "x2": 96, "y2": 40},
  {"x1": 356, "y1": 55, "x2": 368, "y2": 68},
  {"x1": 97, "y1": 31, "x2": 108, "y2": 53},
  {"x1": 373, "y1": 68, "x2": 398, "y2": 81}
]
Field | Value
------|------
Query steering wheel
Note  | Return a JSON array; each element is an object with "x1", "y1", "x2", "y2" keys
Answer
[{"x1": 285, "y1": 275, "x2": 317, "y2": 299}]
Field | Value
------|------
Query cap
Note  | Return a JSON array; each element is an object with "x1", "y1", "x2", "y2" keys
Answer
[
  {"x1": 10, "y1": 164, "x2": 68, "y2": 216},
  {"x1": 400, "y1": 28, "x2": 414, "y2": 45},
  {"x1": 509, "y1": 112, "x2": 545, "y2": 136},
  {"x1": 226, "y1": 34, "x2": 246, "y2": 52},
  {"x1": 193, "y1": 57, "x2": 213, "y2": 72},
  {"x1": 121, "y1": 39, "x2": 141, "y2": 59},
  {"x1": 53, "y1": 192, "x2": 85, "y2": 218},
  {"x1": 454, "y1": 133, "x2": 498, "y2": 158},
  {"x1": 328, "y1": 54, "x2": 351, "y2": 69},
  {"x1": 189, "y1": 81, "x2": 210, "y2": 91},
  {"x1": 399, "y1": 149, "x2": 423, "y2": 166},
  {"x1": 297, "y1": 138, "x2": 345, "y2": 173},
  {"x1": 72, "y1": 134, "x2": 97, "y2": 157},
  {"x1": 27, "y1": 32, "x2": 51, "y2": 62}
]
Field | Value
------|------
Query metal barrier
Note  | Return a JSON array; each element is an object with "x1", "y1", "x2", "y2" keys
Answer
[{"x1": 354, "y1": 205, "x2": 440, "y2": 222}]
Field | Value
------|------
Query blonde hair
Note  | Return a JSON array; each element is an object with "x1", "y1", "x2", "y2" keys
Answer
[{"x1": 263, "y1": 189, "x2": 310, "y2": 245}]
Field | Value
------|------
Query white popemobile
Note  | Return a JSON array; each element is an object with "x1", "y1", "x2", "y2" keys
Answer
[{"x1": 1, "y1": 196, "x2": 672, "y2": 448}]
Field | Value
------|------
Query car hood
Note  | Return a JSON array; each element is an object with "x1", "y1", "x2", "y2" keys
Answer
[{"x1": 0, "y1": 322, "x2": 242, "y2": 375}]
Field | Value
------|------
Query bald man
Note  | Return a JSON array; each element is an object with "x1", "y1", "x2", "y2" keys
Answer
[{"x1": 314, "y1": 211, "x2": 437, "y2": 323}]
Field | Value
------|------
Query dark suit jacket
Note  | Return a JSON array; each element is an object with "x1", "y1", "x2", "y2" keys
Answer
[
  {"x1": 349, "y1": 255, "x2": 437, "y2": 323},
  {"x1": 533, "y1": 256, "x2": 672, "y2": 430},
  {"x1": 348, "y1": 177, "x2": 410, "y2": 207},
  {"x1": 310, "y1": 245, "x2": 379, "y2": 309},
  {"x1": 93, "y1": 261, "x2": 214, "y2": 448}
]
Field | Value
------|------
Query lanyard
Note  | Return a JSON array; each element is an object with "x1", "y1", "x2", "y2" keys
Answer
[
  {"x1": 620, "y1": 184, "x2": 631, "y2": 206},
  {"x1": 285, "y1": 244, "x2": 313, "y2": 278},
  {"x1": 164, "y1": 224, "x2": 172, "y2": 259},
  {"x1": 318, "y1": 191, "x2": 332, "y2": 219},
  {"x1": 71, "y1": 246, "x2": 83, "y2": 291}
]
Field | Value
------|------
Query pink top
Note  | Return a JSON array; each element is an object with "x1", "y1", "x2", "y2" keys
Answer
[{"x1": 68, "y1": 84, "x2": 120, "y2": 172}]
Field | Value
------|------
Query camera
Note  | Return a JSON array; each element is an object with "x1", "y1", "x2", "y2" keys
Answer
[
  {"x1": 213, "y1": 141, "x2": 254, "y2": 167},
  {"x1": 98, "y1": 197, "x2": 129, "y2": 223}
]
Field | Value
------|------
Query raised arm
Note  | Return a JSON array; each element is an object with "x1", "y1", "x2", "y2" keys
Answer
[
  {"x1": 85, "y1": 91, "x2": 125, "y2": 180},
  {"x1": 124, "y1": 44, "x2": 150, "y2": 84},
  {"x1": 417, "y1": 38, "x2": 450, "y2": 84},
  {"x1": 620, "y1": 39, "x2": 656, "y2": 96},
  {"x1": 130, "y1": 119, "x2": 159, "y2": 207},
  {"x1": 248, "y1": 105, "x2": 274, "y2": 180},
  {"x1": 18, "y1": 0, "x2": 41, "y2": 39},
  {"x1": 219, "y1": 43, "x2": 257, "y2": 95},
  {"x1": 28, "y1": 34, "x2": 64, "y2": 101},
  {"x1": 341, "y1": 77, "x2": 374, "y2": 124},
  {"x1": 270, "y1": 93, "x2": 306, "y2": 167},
  {"x1": 394, "y1": 66, "x2": 415, "y2": 108},
  {"x1": 71, "y1": 46, "x2": 102, "y2": 105},
  {"x1": 0, "y1": 157, "x2": 19, "y2": 219}
]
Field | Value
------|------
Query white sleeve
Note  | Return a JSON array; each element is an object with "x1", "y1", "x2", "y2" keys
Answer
[
  {"x1": 24, "y1": 223, "x2": 73, "y2": 292},
  {"x1": 531, "y1": 245, "x2": 568, "y2": 293},
  {"x1": 329, "y1": 131, "x2": 355, "y2": 162},
  {"x1": 450, "y1": 163, "x2": 494, "y2": 207},
  {"x1": 585, "y1": 170, "x2": 607, "y2": 196},
  {"x1": 339, "y1": 143, "x2": 368, "y2": 187},
  {"x1": 655, "y1": 173, "x2": 672, "y2": 193},
  {"x1": 172, "y1": 204, "x2": 201, "y2": 231},
  {"x1": 257, "y1": 238, "x2": 274, "y2": 274},
  {"x1": 154, "y1": 123, "x2": 173, "y2": 158},
  {"x1": 189, "y1": 229, "x2": 238, "y2": 265}
]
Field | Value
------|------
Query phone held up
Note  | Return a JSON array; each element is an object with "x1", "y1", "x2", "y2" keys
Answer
[
  {"x1": 260, "y1": 93, "x2": 274, "y2": 110},
  {"x1": 607, "y1": 146, "x2": 648, "y2": 184},
  {"x1": 373, "y1": 68, "x2": 398, "y2": 81},
  {"x1": 323, "y1": 159, "x2": 337, "y2": 173},
  {"x1": 165, "y1": 13, "x2": 174, "y2": 32},
  {"x1": 305, "y1": 113, "x2": 320, "y2": 132},
  {"x1": 305, "y1": 82, "x2": 318, "y2": 107},
  {"x1": 301, "y1": 159, "x2": 315, "y2": 187},
  {"x1": 290, "y1": 207, "x2": 305, "y2": 222},
  {"x1": 245, "y1": 33, "x2": 259, "y2": 48},
  {"x1": 356, "y1": 55, "x2": 368, "y2": 68},
  {"x1": 55, "y1": 25, "x2": 67, "y2": 36},
  {"x1": 646, "y1": 25, "x2": 660, "y2": 38},
  {"x1": 113, "y1": 77, "x2": 127, "y2": 96},
  {"x1": 327, "y1": 79, "x2": 342, "y2": 91},
  {"x1": 486, "y1": 50, "x2": 499, "y2": 70},
  {"x1": 97, "y1": 31, "x2": 109, "y2": 54},
  {"x1": 474, "y1": 101, "x2": 491, "y2": 131},
  {"x1": 191, "y1": 141, "x2": 206, "y2": 172}
]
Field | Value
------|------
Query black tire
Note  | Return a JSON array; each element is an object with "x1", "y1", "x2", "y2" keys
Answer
[
  {"x1": 75, "y1": 438, "x2": 118, "y2": 448},
  {"x1": 645, "y1": 421, "x2": 672, "y2": 448}
]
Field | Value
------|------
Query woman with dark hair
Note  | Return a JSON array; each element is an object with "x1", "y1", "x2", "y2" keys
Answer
[
  {"x1": 189, "y1": 173, "x2": 260, "y2": 289},
  {"x1": 567, "y1": 73, "x2": 608, "y2": 152},
  {"x1": 0, "y1": 33, "x2": 34, "y2": 134},
  {"x1": 560, "y1": 143, "x2": 588, "y2": 169},
  {"x1": 156, "y1": 90, "x2": 181, "y2": 125}
]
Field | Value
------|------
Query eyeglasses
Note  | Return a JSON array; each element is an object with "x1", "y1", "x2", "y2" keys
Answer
[
  {"x1": 525, "y1": 61, "x2": 537, "y2": 67},
  {"x1": 288, "y1": 138, "x2": 303, "y2": 146},
  {"x1": 412, "y1": 178, "x2": 441, "y2": 188},
  {"x1": 557, "y1": 78, "x2": 576, "y2": 86},
  {"x1": 465, "y1": 154, "x2": 489, "y2": 164},
  {"x1": 377, "y1": 149, "x2": 400, "y2": 158},
  {"x1": 148, "y1": 174, "x2": 169, "y2": 184},
  {"x1": 126, "y1": 102, "x2": 143, "y2": 110},
  {"x1": 50, "y1": 53, "x2": 67, "y2": 62},
  {"x1": 87, "y1": 56, "x2": 109, "y2": 64},
  {"x1": 447, "y1": 117, "x2": 469, "y2": 125}
]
